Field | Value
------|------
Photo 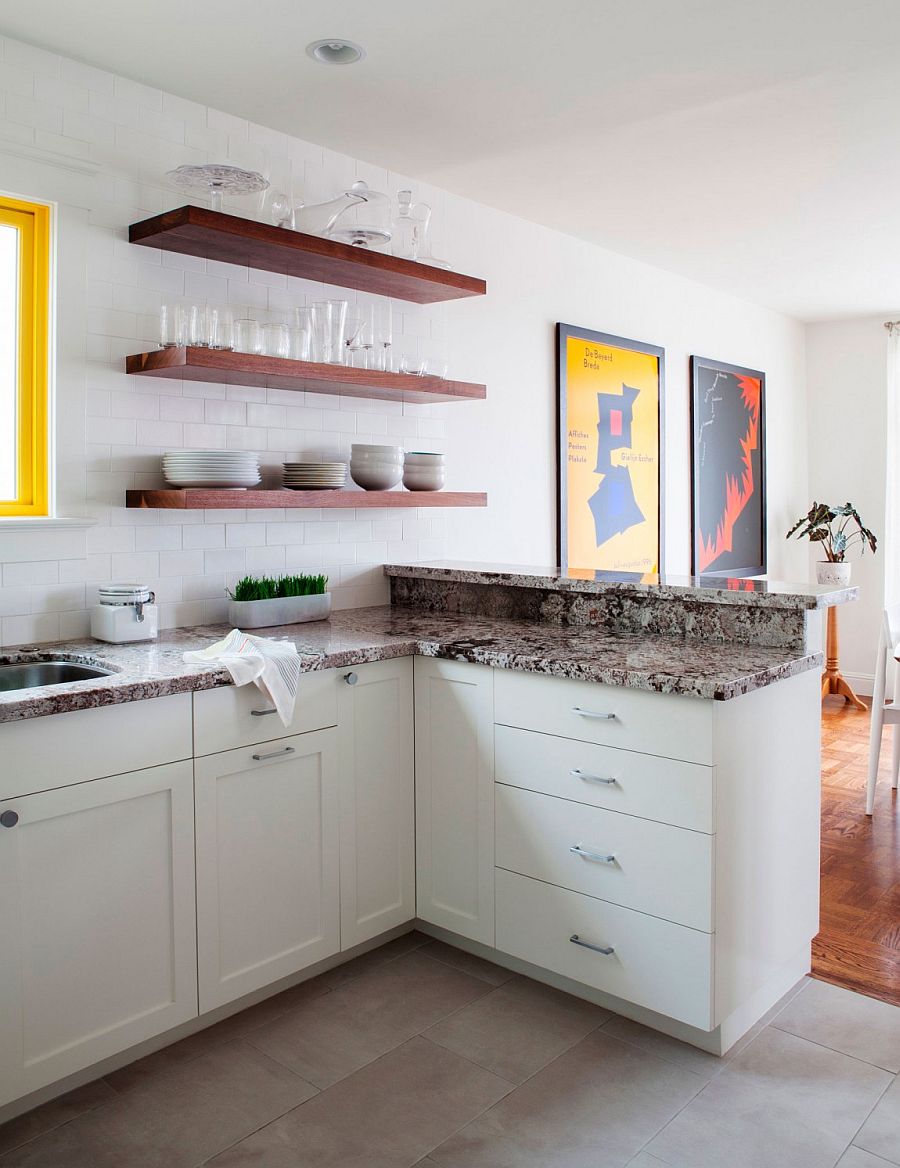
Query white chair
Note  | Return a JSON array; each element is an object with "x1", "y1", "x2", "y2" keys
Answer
[{"x1": 865, "y1": 603, "x2": 900, "y2": 814}]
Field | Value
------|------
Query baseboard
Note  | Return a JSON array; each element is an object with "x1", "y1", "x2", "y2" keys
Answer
[{"x1": 841, "y1": 672, "x2": 876, "y2": 699}]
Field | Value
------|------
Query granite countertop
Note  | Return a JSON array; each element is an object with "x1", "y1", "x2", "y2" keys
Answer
[
  {"x1": 0, "y1": 605, "x2": 822, "y2": 722},
  {"x1": 384, "y1": 561, "x2": 858, "y2": 609}
]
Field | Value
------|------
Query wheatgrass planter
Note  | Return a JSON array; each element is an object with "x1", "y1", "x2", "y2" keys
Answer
[{"x1": 228, "y1": 592, "x2": 332, "y2": 629}]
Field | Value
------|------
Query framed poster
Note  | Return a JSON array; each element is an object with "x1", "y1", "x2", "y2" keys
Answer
[
  {"x1": 556, "y1": 323, "x2": 664, "y2": 574},
  {"x1": 690, "y1": 355, "x2": 766, "y2": 577}
]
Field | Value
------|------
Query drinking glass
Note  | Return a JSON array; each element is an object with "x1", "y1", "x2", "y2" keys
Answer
[
  {"x1": 234, "y1": 317, "x2": 263, "y2": 355},
  {"x1": 263, "y1": 319, "x2": 290, "y2": 359},
  {"x1": 188, "y1": 303, "x2": 210, "y2": 348},
  {"x1": 287, "y1": 307, "x2": 312, "y2": 362},
  {"x1": 311, "y1": 299, "x2": 348, "y2": 364},
  {"x1": 421, "y1": 337, "x2": 449, "y2": 379},
  {"x1": 344, "y1": 315, "x2": 367, "y2": 368},
  {"x1": 372, "y1": 300, "x2": 393, "y2": 371},
  {"x1": 208, "y1": 305, "x2": 234, "y2": 350},
  {"x1": 159, "y1": 303, "x2": 181, "y2": 348}
]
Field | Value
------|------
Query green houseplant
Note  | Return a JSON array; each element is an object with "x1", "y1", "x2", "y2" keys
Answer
[
  {"x1": 786, "y1": 502, "x2": 877, "y2": 586},
  {"x1": 226, "y1": 573, "x2": 331, "y2": 628}
]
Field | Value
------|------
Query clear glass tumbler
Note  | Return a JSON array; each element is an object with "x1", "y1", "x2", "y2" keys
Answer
[
  {"x1": 263, "y1": 320, "x2": 290, "y2": 359},
  {"x1": 234, "y1": 317, "x2": 263, "y2": 355},
  {"x1": 208, "y1": 305, "x2": 234, "y2": 350},
  {"x1": 311, "y1": 299, "x2": 348, "y2": 364},
  {"x1": 188, "y1": 303, "x2": 210, "y2": 348}
]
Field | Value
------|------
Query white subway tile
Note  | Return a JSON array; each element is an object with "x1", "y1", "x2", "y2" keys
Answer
[
  {"x1": 158, "y1": 549, "x2": 205, "y2": 577},
  {"x1": 2, "y1": 612, "x2": 60, "y2": 648}
]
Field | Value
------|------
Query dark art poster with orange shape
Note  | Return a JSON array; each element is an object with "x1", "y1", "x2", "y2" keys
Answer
[
  {"x1": 557, "y1": 325, "x2": 664, "y2": 575},
  {"x1": 690, "y1": 356, "x2": 766, "y2": 577}
]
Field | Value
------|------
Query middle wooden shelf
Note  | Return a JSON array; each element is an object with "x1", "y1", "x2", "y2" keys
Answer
[{"x1": 126, "y1": 347, "x2": 486, "y2": 405}]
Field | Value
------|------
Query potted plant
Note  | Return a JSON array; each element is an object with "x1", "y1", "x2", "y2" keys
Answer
[
  {"x1": 786, "y1": 502, "x2": 877, "y2": 586},
  {"x1": 227, "y1": 573, "x2": 331, "y2": 629}
]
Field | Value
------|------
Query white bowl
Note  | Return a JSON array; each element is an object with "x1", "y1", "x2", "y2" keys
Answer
[
  {"x1": 350, "y1": 464, "x2": 403, "y2": 490},
  {"x1": 351, "y1": 444, "x2": 403, "y2": 457},
  {"x1": 402, "y1": 469, "x2": 445, "y2": 492},
  {"x1": 349, "y1": 451, "x2": 404, "y2": 465},
  {"x1": 404, "y1": 452, "x2": 445, "y2": 465}
]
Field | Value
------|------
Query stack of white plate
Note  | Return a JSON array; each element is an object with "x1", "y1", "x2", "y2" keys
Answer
[
  {"x1": 162, "y1": 450, "x2": 261, "y2": 489},
  {"x1": 282, "y1": 462, "x2": 348, "y2": 490}
]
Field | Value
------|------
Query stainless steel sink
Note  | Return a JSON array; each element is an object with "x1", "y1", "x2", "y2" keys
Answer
[{"x1": 0, "y1": 660, "x2": 115, "y2": 692}]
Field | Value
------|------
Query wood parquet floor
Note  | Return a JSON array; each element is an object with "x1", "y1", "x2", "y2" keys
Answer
[{"x1": 814, "y1": 696, "x2": 900, "y2": 1004}]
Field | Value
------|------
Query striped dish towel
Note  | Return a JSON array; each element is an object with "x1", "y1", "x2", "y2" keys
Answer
[{"x1": 184, "y1": 629, "x2": 302, "y2": 726}]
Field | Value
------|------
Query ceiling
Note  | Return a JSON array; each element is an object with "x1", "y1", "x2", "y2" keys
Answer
[{"x1": 3, "y1": 0, "x2": 900, "y2": 321}]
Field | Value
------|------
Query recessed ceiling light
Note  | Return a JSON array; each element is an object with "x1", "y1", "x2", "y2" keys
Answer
[{"x1": 306, "y1": 39, "x2": 366, "y2": 65}]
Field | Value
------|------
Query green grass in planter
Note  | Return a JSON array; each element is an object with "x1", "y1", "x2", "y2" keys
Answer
[{"x1": 227, "y1": 574, "x2": 329, "y2": 602}]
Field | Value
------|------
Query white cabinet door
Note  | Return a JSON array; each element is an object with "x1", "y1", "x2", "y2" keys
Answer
[
  {"x1": 339, "y1": 659, "x2": 415, "y2": 949},
  {"x1": 0, "y1": 762, "x2": 197, "y2": 1107},
  {"x1": 414, "y1": 658, "x2": 495, "y2": 945},
  {"x1": 195, "y1": 729, "x2": 340, "y2": 1012}
]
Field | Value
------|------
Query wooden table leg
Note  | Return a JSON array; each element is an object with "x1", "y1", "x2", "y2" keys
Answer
[{"x1": 821, "y1": 605, "x2": 867, "y2": 711}]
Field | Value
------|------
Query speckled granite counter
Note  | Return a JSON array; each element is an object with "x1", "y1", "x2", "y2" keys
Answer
[
  {"x1": 0, "y1": 604, "x2": 821, "y2": 722},
  {"x1": 385, "y1": 561, "x2": 857, "y2": 651}
]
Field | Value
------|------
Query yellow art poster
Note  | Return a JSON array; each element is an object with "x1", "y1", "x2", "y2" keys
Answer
[{"x1": 557, "y1": 325, "x2": 664, "y2": 574}]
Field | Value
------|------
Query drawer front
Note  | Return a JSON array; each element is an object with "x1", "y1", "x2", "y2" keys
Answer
[
  {"x1": 495, "y1": 868, "x2": 713, "y2": 1029},
  {"x1": 495, "y1": 725, "x2": 714, "y2": 833},
  {"x1": 496, "y1": 784, "x2": 713, "y2": 931},
  {"x1": 193, "y1": 669, "x2": 339, "y2": 756},
  {"x1": 494, "y1": 669, "x2": 712, "y2": 764},
  {"x1": 0, "y1": 693, "x2": 193, "y2": 800}
]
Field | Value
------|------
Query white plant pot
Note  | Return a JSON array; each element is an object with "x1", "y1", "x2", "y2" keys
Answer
[
  {"x1": 815, "y1": 561, "x2": 851, "y2": 587},
  {"x1": 228, "y1": 592, "x2": 332, "y2": 629}
]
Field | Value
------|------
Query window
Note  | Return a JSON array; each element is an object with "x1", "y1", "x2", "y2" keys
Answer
[{"x1": 0, "y1": 194, "x2": 50, "y2": 517}]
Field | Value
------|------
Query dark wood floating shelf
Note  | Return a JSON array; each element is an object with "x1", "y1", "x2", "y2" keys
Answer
[
  {"x1": 126, "y1": 348, "x2": 486, "y2": 405},
  {"x1": 129, "y1": 206, "x2": 486, "y2": 304},
  {"x1": 126, "y1": 489, "x2": 488, "y2": 510}
]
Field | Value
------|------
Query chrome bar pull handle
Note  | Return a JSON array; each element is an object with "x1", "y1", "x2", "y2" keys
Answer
[
  {"x1": 570, "y1": 933, "x2": 614, "y2": 956},
  {"x1": 570, "y1": 769, "x2": 617, "y2": 786},
  {"x1": 250, "y1": 707, "x2": 278, "y2": 717},
  {"x1": 571, "y1": 707, "x2": 616, "y2": 720},
  {"x1": 251, "y1": 746, "x2": 295, "y2": 762},
  {"x1": 570, "y1": 844, "x2": 616, "y2": 864}
]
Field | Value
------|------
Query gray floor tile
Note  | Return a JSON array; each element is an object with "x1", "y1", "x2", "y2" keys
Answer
[
  {"x1": 425, "y1": 975, "x2": 608, "y2": 1082},
  {"x1": 626, "y1": 1155, "x2": 670, "y2": 1167},
  {"x1": 104, "y1": 975, "x2": 330, "y2": 1092},
  {"x1": 0, "y1": 1079, "x2": 116, "y2": 1157},
  {"x1": 0, "y1": 1041, "x2": 316, "y2": 1168},
  {"x1": 853, "y1": 1074, "x2": 900, "y2": 1164},
  {"x1": 205, "y1": 1036, "x2": 511, "y2": 1167},
  {"x1": 313, "y1": 930, "x2": 430, "y2": 990},
  {"x1": 774, "y1": 978, "x2": 900, "y2": 1072},
  {"x1": 248, "y1": 949, "x2": 493, "y2": 1088},
  {"x1": 431, "y1": 1029, "x2": 705, "y2": 1168},
  {"x1": 599, "y1": 1015, "x2": 730, "y2": 1082},
  {"x1": 838, "y1": 1148, "x2": 900, "y2": 1167},
  {"x1": 647, "y1": 1027, "x2": 892, "y2": 1168},
  {"x1": 418, "y1": 940, "x2": 516, "y2": 986}
]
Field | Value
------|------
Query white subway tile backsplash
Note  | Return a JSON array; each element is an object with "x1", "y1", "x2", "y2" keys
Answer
[{"x1": 0, "y1": 36, "x2": 455, "y2": 647}]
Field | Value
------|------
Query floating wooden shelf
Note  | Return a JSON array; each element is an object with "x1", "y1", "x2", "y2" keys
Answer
[
  {"x1": 126, "y1": 489, "x2": 487, "y2": 510},
  {"x1": 129, "y1": 206, "x2": 486, "y2": 304},
  {"x1": 126, "y1": 348, "x2": 486, "y2": 405}
]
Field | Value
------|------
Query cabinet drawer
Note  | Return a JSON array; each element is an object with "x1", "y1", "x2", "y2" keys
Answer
[
  {"x1": 193, "y1": 669, "x2": 339, "y2": 756},
  {"x1": 496, "y1": 784, "x2": 713, "y2": 931},
  {"x1": 494, "y1": 670, "x2": 712, "y2": 764},
  {"x1": 495, "y1": 725, "x2": 714, "y2": 833},
  {"x1": 495, "y1": 868, "x2": 713, "y2": 1029},
  {"x1": 0, "y1": 694, "x2": 192, "y2": 800}
]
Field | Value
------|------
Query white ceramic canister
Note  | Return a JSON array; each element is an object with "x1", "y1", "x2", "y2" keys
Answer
[{"x1": 91, "y1": 584, "x2": 158, "y2": 643}]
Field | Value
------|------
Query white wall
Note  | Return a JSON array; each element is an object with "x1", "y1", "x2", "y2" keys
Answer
[
  {"x1": 0, "y1": 34, "x2": 809, "y2": 647},
  {"x1": 806, "y1": 316, "x2": 887, "y2": 692}
]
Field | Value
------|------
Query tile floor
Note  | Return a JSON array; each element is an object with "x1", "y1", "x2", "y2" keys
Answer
[{"x1": 1, "y1": 932, "x2": 899, "y2": 1167}]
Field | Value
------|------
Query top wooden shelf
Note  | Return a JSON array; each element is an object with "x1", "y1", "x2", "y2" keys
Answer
[{"x1": 129, "y1": 206, "x2": 487, "y2": 304}]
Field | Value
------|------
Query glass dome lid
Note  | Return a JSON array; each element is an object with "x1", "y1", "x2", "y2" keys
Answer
[{"x1": 325, "y1": 181, "x2": 392, "y2": 248}]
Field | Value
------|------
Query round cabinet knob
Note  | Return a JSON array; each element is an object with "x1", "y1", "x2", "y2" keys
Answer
[
  {"x1": 0, "y1": 810, "x2": 19, "y2": 828},
  {"x1": 344, "y1": 672, "x2": 358, "y2": 686}
]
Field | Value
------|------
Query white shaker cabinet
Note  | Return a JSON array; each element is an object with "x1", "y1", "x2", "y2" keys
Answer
[
  {"x1": 0, "y1": 761, "x2": 198, "y2": 1107},
  {"x1": 414, "y1": 657, "x2": 495, "y2": 945},
  {"x1": 194, "y1": 729, "x2": 340, "y2": 1013},
  {"x1": 338, "y1": 659, "x2": 415, "y2": 949}
]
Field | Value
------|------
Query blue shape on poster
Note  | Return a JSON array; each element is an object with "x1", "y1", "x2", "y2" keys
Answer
[{"x1": 589, "y1": 384, "x2": 644, "y2": 548}]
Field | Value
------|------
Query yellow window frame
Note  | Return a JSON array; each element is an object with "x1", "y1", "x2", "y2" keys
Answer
[{"x1": 0, "y1": 195, "x2": 50, "y2": 517}]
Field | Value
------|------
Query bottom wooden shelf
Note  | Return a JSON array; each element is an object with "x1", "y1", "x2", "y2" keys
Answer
[{"x1": 125, "y1": 488, "x2": 487, "y2": 510}]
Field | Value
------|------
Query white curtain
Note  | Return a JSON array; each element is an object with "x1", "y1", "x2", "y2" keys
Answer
[{"x1": 886, "y1": 325, "x2": 900, "y2": 604}]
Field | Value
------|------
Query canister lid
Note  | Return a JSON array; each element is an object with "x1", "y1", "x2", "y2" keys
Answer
[{"x1": 98, "y1": 583, "x2": 153, "y2": 605}]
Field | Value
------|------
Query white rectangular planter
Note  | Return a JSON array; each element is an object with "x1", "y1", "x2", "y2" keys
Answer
[{"x1": 227, "y1": 592, "x2": 332, "y2": 629}]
